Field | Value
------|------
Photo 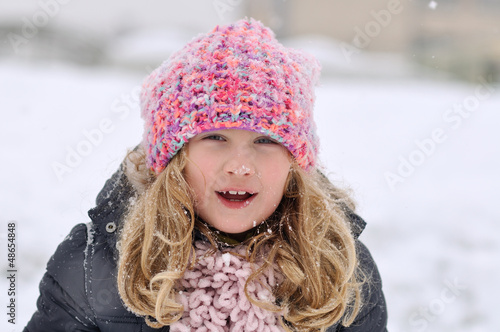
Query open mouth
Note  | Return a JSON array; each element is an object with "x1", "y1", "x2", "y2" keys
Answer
[
  {"x1": 217, "y1": 190, "x2": 255, "y2": 202},
  {"x1": 216, "y1": 190, "x2": 257, "y2": 209}
]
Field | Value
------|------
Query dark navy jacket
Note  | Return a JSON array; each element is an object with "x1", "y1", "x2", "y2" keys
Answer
[{"x1": 25, "y1": 168, "x2": 388, "y2": 331}]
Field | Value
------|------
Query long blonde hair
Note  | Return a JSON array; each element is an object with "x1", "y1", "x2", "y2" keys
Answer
[{"x1": 117, "y1": 146, "x2": 363, "y2": 331}]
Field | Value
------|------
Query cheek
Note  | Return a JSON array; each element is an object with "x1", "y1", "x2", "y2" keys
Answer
[
  {"x1": 185, "y1": 163, "x2": 205, "y2": 200},
  {"x1": 188, "y1": 148, "x2": 219, "y2": 176},
  {"x1": 185, "y1": 158, "x2": 220, "y2": 207},
  {"x1": 268, "y1": 153, "x2": 291, "y2": 182},
  {"x1": 262, "y1": 164, "x2": 290, "y2": 197}
]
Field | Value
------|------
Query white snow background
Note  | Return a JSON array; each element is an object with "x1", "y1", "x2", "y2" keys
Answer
[{"x1": 1, "y1": 37, "x2": 499, "y2": 332}]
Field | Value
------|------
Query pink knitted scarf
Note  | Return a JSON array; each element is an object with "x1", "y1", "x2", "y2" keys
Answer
[{"x1": 170, "y1": 241, "x2": 285, "y2": 332}]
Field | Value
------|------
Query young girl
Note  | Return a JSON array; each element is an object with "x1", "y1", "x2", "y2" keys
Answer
[{"x1": 25, "y1": 19, "x2": 387, "y2": 331}]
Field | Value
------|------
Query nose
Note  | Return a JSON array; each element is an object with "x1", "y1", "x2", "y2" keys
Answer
[{"x1": 223, "y1": 150, "x2": 256, "y2": 177}]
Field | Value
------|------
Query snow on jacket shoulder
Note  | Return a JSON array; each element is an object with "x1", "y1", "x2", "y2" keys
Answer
[
  {"x1": 24, "y1": 167, "x2": 167, "y2": 332},
  {"x1": 24, "y1": 167, "x2": 387, "y2": 331}
]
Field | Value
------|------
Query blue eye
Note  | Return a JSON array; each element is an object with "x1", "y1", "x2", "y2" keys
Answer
[
  {"x1": 203, "y1": 134, "x2": 225, "y2": 141},
  {"x1": 255, "y1": 137, "x2": 277, "y2": 144}
]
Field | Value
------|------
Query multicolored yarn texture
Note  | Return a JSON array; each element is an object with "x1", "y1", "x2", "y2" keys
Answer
[
  {"x1": 140, "y1": 18, "x2": 321, "y2": 173},
  {"x1": 171, "y1": 241, "x2": 285, "y2": 332}
]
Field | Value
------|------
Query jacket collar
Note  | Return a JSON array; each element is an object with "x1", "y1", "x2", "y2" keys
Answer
[{"x1": 87, "y1": 165, "x2": 135, "y2": 256}]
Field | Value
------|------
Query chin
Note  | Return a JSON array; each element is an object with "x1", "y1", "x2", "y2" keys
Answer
[{"x1": 218, "y1": 225, "x2": 254, "y2": 235}]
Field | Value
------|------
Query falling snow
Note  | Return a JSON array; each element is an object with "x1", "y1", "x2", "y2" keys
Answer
[{"x1": 3, "y1": 42, "x2": 498, "y2": 331}]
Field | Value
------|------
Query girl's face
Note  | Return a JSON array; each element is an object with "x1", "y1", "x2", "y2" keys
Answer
[{"x1": 185, "y1": 129, "x2": 291, "y2": 237}]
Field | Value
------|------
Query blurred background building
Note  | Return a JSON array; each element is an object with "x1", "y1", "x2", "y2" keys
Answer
[
  {"x1": 246, "y1": 0, "x2": 500, "y2": 82},
  {"x1": 1, "y1": 0, "x2": 499, "y2": 82}
]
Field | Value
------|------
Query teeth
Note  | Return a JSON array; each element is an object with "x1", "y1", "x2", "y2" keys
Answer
[{"x1": 226, "y1": 190, "x2": 248, "y2": 195}]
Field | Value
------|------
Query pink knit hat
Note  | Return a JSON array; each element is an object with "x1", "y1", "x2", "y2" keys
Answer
[{"x1": 141, "y1": 18, "x2": 320, "y2": 173}]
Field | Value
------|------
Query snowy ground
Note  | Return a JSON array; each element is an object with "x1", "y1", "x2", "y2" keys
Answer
[{"x1": 1, "y1": 54, "x2": 499, "y2": 332}]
